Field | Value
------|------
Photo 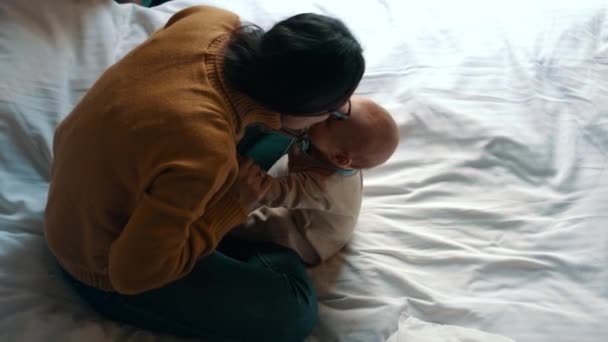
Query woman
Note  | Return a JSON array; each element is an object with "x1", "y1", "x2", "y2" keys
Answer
[{"x1": 45, "y1": 5, "x2": 364, "y2": 342}]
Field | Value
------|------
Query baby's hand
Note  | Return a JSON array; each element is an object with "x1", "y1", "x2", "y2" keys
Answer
[{"x1": 234, "y1": 157, "x2": 273, "y2": 211}]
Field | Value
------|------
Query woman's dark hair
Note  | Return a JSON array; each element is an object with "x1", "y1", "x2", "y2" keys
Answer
[{"x1": 223, "y1": 13, "x2": 365, "y2": 115}]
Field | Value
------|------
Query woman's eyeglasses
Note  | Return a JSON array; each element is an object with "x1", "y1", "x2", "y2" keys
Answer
[
  {"x1": 276, "y1": 99, "x2": 352, "y2": 140},
  {"x1": 330, "y1": 99, "x2": 351, "y2": 120}
]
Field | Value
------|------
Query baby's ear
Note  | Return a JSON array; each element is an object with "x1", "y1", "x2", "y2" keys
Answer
[{"x1": 332, "y1": 152, "x2": 352, "y2": 169}]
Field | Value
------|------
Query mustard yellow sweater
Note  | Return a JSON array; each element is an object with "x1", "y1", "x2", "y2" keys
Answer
[{"x1": 45, "y1": 6, "x2": 281, "y2": 295}]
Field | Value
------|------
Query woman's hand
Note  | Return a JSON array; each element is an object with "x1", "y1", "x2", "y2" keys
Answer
[{"x1": 233, "y1": 157, "x2": 273, "y2": 211}]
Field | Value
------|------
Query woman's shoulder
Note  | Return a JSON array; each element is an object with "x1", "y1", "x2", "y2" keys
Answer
[{"x1": 163, "y1": 5, "x2": 240, "y2": 35}]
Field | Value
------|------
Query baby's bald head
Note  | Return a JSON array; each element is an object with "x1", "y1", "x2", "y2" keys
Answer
[
  {"x1": 347, "y1": 98, "x2": 399, "y2": 168},
  {"x1": 308, "y1": 97, "x2": 399, "y2": 170}
]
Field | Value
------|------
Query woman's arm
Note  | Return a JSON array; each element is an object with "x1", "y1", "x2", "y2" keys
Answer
[{"x1": 107, "y1": 113, "x2": 245, "y2": 295}]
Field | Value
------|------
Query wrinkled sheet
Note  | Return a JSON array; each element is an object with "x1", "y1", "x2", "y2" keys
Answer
[
  {"x1": 1, "y1": 0, "x2": 608, "y2": 341},
  {"x1": 386, "y1": 314, "x2": 515, "y2": 342}
]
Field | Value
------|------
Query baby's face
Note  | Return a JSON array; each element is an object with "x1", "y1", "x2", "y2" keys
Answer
[
  {"x1": 307, "y1": 98, "x2": 370, "y2": 158},
  {"x1": 308, "y1": 97, "x2": 399, "y2": 169}
]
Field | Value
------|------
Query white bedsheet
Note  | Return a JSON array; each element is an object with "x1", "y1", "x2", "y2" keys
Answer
[
  {"x1": 1, "y1": 0, "x2": 608, "y2": 341},
  {"x1": 386, "y1": 314, "x2": 515, "y2": 342}
]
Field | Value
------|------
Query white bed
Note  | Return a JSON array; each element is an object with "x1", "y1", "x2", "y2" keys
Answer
[{"x1": 1, "y1": 0, "x2": 607, "y2": 341}]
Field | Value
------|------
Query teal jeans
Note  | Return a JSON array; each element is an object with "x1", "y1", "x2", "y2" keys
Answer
[
  {"x1": 142, "y1": 0, "x2": 172, "y2": 7},
  {"x1": 62, "y1": 239, "x2": 317, "y2": 341}
]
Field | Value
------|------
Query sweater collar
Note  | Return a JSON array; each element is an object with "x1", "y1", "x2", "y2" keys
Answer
[{"x1": 205, "y1": 34, "x2": 282, "y2": 138}]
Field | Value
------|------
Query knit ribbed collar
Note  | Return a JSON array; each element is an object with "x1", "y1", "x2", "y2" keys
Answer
[{"x1": 205, "y1": 34, "x2": 282, "y2": 138}]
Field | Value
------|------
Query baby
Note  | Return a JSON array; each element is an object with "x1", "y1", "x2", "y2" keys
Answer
[{"x1": 232, "y1": 97, "x2": 399, "y2": 265}]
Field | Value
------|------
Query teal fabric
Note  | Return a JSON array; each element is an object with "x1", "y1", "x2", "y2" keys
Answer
[
  {"x1": 237, "y1": 125, "x2": 295, "y2": 171},
  {"x1": 61, "y1": 238, "x2": 317, "y2": 342},
  {"x1": 141, "y1": 0, "x2": 169, "y2": 7}
]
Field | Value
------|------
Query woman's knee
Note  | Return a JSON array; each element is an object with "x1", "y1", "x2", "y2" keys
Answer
[
  {"x1": 273, "y1": 290, "x2": 319, "y2": 341},
  {"x1": 269, "y1": 274, "x2": 319, "y2": 341},
  {"x1": 247, "y1": 245, "x2": 320, "y2": 340}
]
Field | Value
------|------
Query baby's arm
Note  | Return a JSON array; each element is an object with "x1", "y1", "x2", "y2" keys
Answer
[{"x1": 260, "y1": 171, "x2": 332, "y2": 210}]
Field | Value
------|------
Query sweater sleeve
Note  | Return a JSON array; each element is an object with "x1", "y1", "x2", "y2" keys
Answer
[{"x1": 108, "y1": 113, "x2": 246, "y2": 295}]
